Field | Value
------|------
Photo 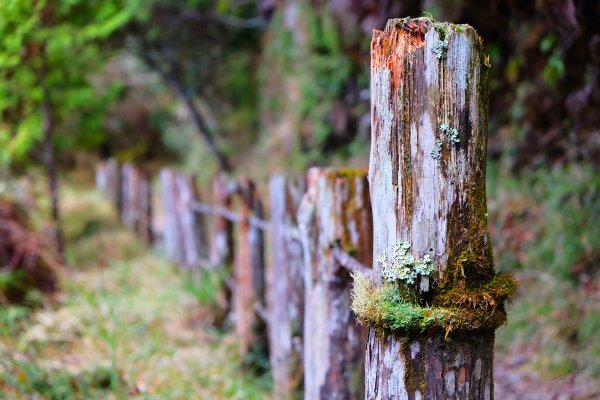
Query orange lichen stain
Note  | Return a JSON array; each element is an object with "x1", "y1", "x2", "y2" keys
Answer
[
  {"x1": 371, "y1": 18, "x2": 427, "y2": 91},
  {"x1": 458, "y1": 367, "x2": 467, "y2": 384}
]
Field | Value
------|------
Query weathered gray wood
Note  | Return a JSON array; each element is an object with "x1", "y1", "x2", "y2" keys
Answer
[
  {"x1": 95, "y1": 162, "x2": 108, "y2": 193},
  {"x1": 160, "y1": 168, "x2": 182, "y2": 262},
  {"x1": 298, "y1": 168, "x2": 372, "y2": 400},
  {"x1": 366, "y1": 18, "x2": 493, "y2": 399},
  {"x1": 137, "y1": 171, "x2": 153, "y2": 244},
  {"x1": 121, "y1": 163, "x2": 139, "y2": 230},
  {"x1": 233, "y1": 178, "x2": 267, "y2": 357},
  {"x1": 173, "y1": 172, "x2": 208, "y2": 269},
  {"x1": 211, "y1": 172, "x2": 234, "y2": 267},
  {"x1": 96, "y1": 158, "x2": 122, "y2": 214},
  {"x1": 268, "y1": 175, "x2": 306, "y2": 399},
  {"x1": 159, "y1": 168, "x2": 208, "y2": 268}
]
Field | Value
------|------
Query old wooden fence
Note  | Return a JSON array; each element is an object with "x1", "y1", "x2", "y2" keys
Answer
[{"x1": 95, "y1": 17, "x2": 509, "y2": 400}]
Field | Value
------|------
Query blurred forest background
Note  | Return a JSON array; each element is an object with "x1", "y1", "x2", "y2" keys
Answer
[{"x1": 1, "y1": 0, "x2": 599, "y2": 398}]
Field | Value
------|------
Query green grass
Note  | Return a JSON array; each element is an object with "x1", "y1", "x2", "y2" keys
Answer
[
  {"x1": 0, "y1": 180, "x2": 271, "y2": 399},
  {"x1": 489, "y1": 162, "x2": 600, "y2": 379}
]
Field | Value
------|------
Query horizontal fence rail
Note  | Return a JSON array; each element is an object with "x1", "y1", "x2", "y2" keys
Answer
[{"x1": 96, "y1": 160, "x2": 376, "y2": 400}]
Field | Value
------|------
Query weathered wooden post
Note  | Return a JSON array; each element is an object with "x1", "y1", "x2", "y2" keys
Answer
[
  {"x1": 268, "y1": 175, "x2": 306, "y2": 399},
  {"x1": 121, "y1": 163, "x2": 139, "y2": 230},
  {"x1": 95, "y1": 162, "x2": 108, "y2": 193},
  {"x1": 105, "y1": 158, "x2": 122, "y2": 215},
  {"x1": 233, "y1": 178, "x2": 267, "y2": 358},
  {"x1": 159, "y1": 169, "x2": 208, "y2": 268},
  {"x1": 159, "y1": 168, "x2": 182, "y2": 262},
  {"x1": 361, "y1": 18, "x2": 516, "y2": 399},
  {"x1": 137, "y1": 171, "x2": 153, "y2": 245},
  {"x1": 298, "y1": 168, "x2": 372, "y2": 400},
  {"x1": 211, "y1": 172, "x2": 234, "y2": 267},
  {"x1": 173, "y1": 172, "x2": 208, "y2": 269}
]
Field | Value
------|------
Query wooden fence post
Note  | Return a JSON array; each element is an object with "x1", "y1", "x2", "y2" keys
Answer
[
  {"x1": 95, "y1": 161, "x2": 107, "y2": 193},
  {"x1": 211, "y1": 172, "x2": 234, "y2": 267},
  {"x1": 233, "y1": 178, "x2": 267, "y2": 359},
  {"x1": 268, "y1": 175, "x2": 306, "y2": 399},
  {"x1": 173, "y1": 172, "x2": 208, "y2": 269},
  {"x1": 137, "y1": 171, "x2": 153, "y2": 245},
  {"x1": 160, "y1": 168, "x2": 182, "y2": 262},
  {"x1": 365, "y1": 18, "x2": 513, "y2": 399},
  {"x1": 96, "y1": 158, "x2": 122, "y2": 214},
  {"x1": 159, "y1": 169, "x2": 208, "y2": 268},
  {"x1": 298, "y1": 168, "x2": 372, "y2": 400},
  {"x1": 121, "y1": 163, "x2": 138, "y2": 230}
]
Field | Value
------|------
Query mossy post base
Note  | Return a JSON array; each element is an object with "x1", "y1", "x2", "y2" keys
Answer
[
  {"x1": 367, "y1": 18, "x2": 494, "y2": 399},
  {"x1": 268, "y1": 175, "x2": 306, "y2": 399},
  {"x1": 233, "y1": 178, "x2": 267, "y2": 358},
  {"x1": 298, "y1": 168, "x2": 372, "y2": 400}
]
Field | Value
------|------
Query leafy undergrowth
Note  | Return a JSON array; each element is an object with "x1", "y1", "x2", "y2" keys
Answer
[
  {"x1": 489, "y1": 162, "x2": 600, "y2": 392},
  {"x1": 0, "y1": 183, "x2": 271, "y2": 399}
]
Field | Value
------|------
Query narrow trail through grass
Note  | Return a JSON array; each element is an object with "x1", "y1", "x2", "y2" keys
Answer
[{"x1": 0, "y1": 182, "x2": 271, "y2": 399}]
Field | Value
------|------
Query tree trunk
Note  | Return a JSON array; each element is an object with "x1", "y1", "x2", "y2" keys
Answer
[
  {"x1": 366, "y1": 18, "x2": 493, "y2": 399},
  {"x1": 141, "y1": 53, "x2": 232, "y2": 173},
  {"x1": 298, "y1": 168, "x2": 372, "y2": 400},
  {"x1": 234, "y1": 178, "x2": 267, "y2": 359},
  {"x1": 39, "y1": 46, "x2": 63, "y2": 257},
  {"x1": 268, "y1": 175, "x2": 306, "y2": 399}
]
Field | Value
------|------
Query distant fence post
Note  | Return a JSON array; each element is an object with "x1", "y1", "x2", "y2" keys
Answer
[
  {"x1": 159, "y1": 168, "x2": 208, "y2": 268},
  {"x1": 298, "y1": 168, "x2": 372, "y2": 400},
  {"x1": 96, "y1": 158, "x2": 122, "y2": 214},
  {"x1": 233, "y1": 178, "x2": 267, "y2": 357},
  {"x1": 268, "y1": 175, "x2": 306, "y2": 399},
  {"x1": 137, "y1": 171, "x2": 153, "y2": 245},
  {"x1": 173, "y1": 172, "x2": 208, "y2": 269},
  {"x1": 121, "y1": 163, "x2": 138, "y2": 230},
  {"x1": 160, "y1": 168, "x2": 182, "y2": 262},
  {"x1": 211, "y1": 172, "x2": 234, "y2": 267},
  {"x1": 364, "y1": 18, "x2": 514, "y2": 399}
]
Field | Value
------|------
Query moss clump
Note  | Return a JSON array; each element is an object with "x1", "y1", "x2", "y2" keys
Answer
[
  {"x1": 351, "y1": 272, "x2": 451, "y2": 335},
  {"x1": 351, "y1": 269, "x2": 517, "y2": 337}
]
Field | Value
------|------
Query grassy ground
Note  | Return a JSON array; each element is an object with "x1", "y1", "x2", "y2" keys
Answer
[{"x1": 0, "y1": 181, "x2": 271, "y2": 399}]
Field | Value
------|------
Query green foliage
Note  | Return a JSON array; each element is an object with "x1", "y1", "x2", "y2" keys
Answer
[
  {"x1": 0, "y1": 359, "x2": 117, "y2": 400},
  {"x1": 183, "y1": 267, "x2": 227, "y2": 314},
  {"x1": 260, "y1": 3, "x2": 358, "y2": 167},
  {"x1": 490, "y1": 162, "x2": 600, "y2": 378},
  {"x1": 1, "y1": 178, "x2": 272, "y2": 398},
  {"x1": 0, "y1": 0, "x2": 139, "y2": 166}
]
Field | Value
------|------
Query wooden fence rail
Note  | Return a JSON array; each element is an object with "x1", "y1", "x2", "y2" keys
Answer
[
  {"x1": 94, "y1": 16, "x2": 505, "y2": 400},
  {"x1": 96, "y1": 163, "x2": 378, "y2": 399}
]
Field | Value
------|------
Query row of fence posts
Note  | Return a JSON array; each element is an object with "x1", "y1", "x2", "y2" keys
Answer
[
  {"x1": 96, "y1": 17, "x2": 497, "y2": 400},
  {"x1": 95, "y1": 160, "x2": 373, "y2": 399}
]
